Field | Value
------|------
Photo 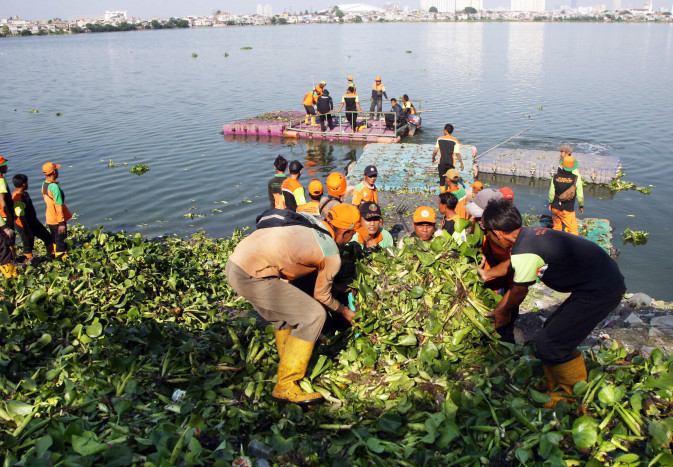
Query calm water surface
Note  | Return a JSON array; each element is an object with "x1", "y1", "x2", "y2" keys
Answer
[{"x1": 1, "y1": 23, "x2": 672, "y2": 298}]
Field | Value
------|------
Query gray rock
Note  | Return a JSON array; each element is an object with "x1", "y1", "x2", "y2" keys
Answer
[
  {"x1": 626, "y1": 293, "x2": 653, "y2": 308},
  {"x1": 640, "y1": 346, "x2": 656, "y2": 358},
  {"x1": 650, "y1": 315, "x2": 673, "y2": 329},
  {"x1": 624, "y1": 313, "x2": 644, "y2": 325}
]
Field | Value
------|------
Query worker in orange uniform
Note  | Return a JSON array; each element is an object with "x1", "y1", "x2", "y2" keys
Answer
[
  {"x1": 303, "y1": 82, "x2": 324, "y2": 127},
  {"x1": 351, "y1": 165, "x2": 378, "y2": 206},
  {"x1": 42, "y1": 162, "x2": 72, "y2": 259},
  {"x1": 549, "y1": 154, "x2": 583, "y2": 235},
  {"x1": 432, "y1": 124, "x2": 464, "y2": 192},
  {"x1": 12, "y1": 174, "x2": 55, "y2": 262},
  {"x1": 281, "y1": 160, "x2": 307, "y2": 212},
  {"x1": 319, "y1": 172, "x2": 348, "y2": 219},
  {"x1": 297, "y1": 180, "x2": 323, "y2": 217},
  {"x1": 370, "y1": 76, "x2": 388, "y2": 120},
  {"x1": 443, "y1": 169, "x2": 469, "y2": 219},
  {"x1": 347, "y1": 76, "x2": 356, "y2": 93},
  {"x1": 226, "y1": 203, "x2": 361, "y2": 405}
]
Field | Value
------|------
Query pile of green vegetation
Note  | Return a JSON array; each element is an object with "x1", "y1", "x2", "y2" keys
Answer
[{"x1": 1, "y1": 227, "x2": 671, "y2": 465}]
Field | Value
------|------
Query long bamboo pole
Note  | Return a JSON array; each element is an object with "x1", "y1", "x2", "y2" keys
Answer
[{"x1": 474, "y1": 124, "x2": 536, "y2": 161}]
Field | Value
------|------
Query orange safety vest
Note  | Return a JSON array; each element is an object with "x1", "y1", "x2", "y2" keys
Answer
[
  {"x1": 297, "y1": 200, "x2": 320, "y2": 216},
  {"x1": 42, "y1": 180, "x2": 72, "y2": 225},
  {"x1": 303, "y1": 91, "x2": 316, "y2": 106}
]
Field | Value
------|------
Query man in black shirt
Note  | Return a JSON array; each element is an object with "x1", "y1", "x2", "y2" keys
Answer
[
  {"x1": 267, "y1": 155, "x2": 287, "y2": 209},
  {"x1": 385, "y1": 98, "x2": 405, "y2": 130},
  {"x1": 316, "y1": 89, "x2": 334, "y2": 132},
  {"x1": 481, "y1": 199, "x2": 625, "y2": 404}
]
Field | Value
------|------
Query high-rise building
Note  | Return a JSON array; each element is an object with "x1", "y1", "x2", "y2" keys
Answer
[
  {"x1": 420, "y1": 0, "x2": 457, "y2": 12},
  {"x1": 511, "y1": 0, "x2": 546, "y2": 10},
  {"x1": 612, "y1": 0, "x2": 621, "y2": 10},
  {"x1": 256, "y1": 4, "x2": 273, "y2": 16}
]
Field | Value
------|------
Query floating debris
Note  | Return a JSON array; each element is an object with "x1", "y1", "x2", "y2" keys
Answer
[
  {"x1": 191, "y1": 52, "x2": 198, "y2": 58},
  {"x1": 130, "y1": 164, "x2": 149, "y2": 175},
  {"x1": 623, "y1": 228, "x2": 648, "y2": 245}
]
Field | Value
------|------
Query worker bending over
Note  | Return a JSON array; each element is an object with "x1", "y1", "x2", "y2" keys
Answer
[
  {"x1": 481, "y1": 199, "x2": 625, "y2": 405},
  {"x1": 226, "y1": 204, "x2": 361, "y2": 405}
]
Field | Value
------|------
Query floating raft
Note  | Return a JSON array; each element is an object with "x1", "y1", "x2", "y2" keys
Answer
[
  {"x1": 222, "y1": 111, "x2": 404, "y2": 144},
  {"x1": 476, "y1": 148, "x2": 622, "y2": 183},
  {"x1": 533, "y1": 216, "x2": 614, "y2": 254},
  {"x1": 347, "y1": 143, "x2": 475, "y2": 193}
]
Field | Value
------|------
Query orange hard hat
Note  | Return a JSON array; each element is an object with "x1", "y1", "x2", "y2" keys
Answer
[
  {"x1": 308, "y1": 180, "x2": 324, "y2": 196},
  {"x1": 347, "y1": 75, "x2": 354, "y2": 81},
  {"x1": 326, "y1": 172, "x2": 347, "y2": 196},
  {"x1": 327, "y1": 203, "x2": 361, "y2": 231},
  {"x1": 375, "y1": 76, "x2": 381, "y2": 81}
]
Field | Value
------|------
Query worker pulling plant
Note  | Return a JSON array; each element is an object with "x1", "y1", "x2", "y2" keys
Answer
[
  {"x1": 225, "y1": 203, "x2": 361, "y2": 405},
  {"x1": 481, "y1": 199, "x2": 625, "y2": 407},
  {"x1": 302, "y1": 82, "x2": 323, "y2": 127}
]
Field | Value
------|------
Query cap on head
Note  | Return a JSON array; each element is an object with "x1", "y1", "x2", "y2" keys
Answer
[
  {"x1": 288, "y1": 160, "x2": 303, "y2": 174},
  {"x1": 561, "y1": 156, "x2": 578, "y2": 172},
  {"x1": 375, "y1": 76, "x2": 381, "y2": 81},
  {"x1": 443, "y1": 168, "x2": 461, "y2": 182},
  {"x1": 471, "y1": 181, "x2": 483, "y2": 189},
  {"x1": 326, "y1": 172, "x2": 347, "y2": 196},
  {"x1": 319, "y1": 80, "x2": 326, "y2": 86},
  {"x1": 364, "y1": 165, "x2": 378, "y2": 177},
  {"x1": 498, "y1": 186, "x2": 514, "y2": 201},
  {"x1": 466, "y1": 188, "x2": 504, "y2": 218},
  {"x1": 413, "y1": 206, "x2": 436, "y2": 224},
  {"x1": 558, "y1": 145, "x2": 573, "y2": 154},
  {"x1": 0, "y1": 156, "x2": 9, "y2": 167},
  {"x1": 42, "y1": 162, "x2": 61, "y2": 175},
  {"x1": 347, "y1": 75, "x2": 354, "y2": 81},
  {"x1": 308, "y1": 180, "x2": 323, "y2": 196},
  {"x1": 358, "y1": 201, "x2": 382, "y2": 221},
  {"x1": 328, "y1": 203, "x2": 361, "y2": 231}
]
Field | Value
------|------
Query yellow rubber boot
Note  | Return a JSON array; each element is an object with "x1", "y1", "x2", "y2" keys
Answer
[
  {"x1": 274, "y1": 328, "x2": 292, "y2": 359},
  {"x1": 310, "y1": 116, "x2": 318, "y2": 127},
  {"x1": 305, "y1": 115, "x2": 310, "y2": 125},
  {"x1": 0, "y1": 263, "x2": 18, "y2": 278},
  {"x1": 55, "y1": 251, "x2": 66, "y2": 260},
  {"x1": 271, "y1": 335, "x2": 324, "y2": 405},
  {"x1": 543, "y1": 352, "x2": 587, "y2": 408}
]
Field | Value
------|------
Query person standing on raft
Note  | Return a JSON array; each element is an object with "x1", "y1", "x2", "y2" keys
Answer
[
  {"x1": 370, "y1": 76, "x2": 388, "y2": 120},
  {"x1": 335, "y1": 87, "x2": 362, "y2": 133},
  {"x1": 549, "y1": 148, "x2": 583, "y2": 235},
  {"x1": 481, "y1": 199, "x2": 625, "y2": 407},
  {"x1": 302, "y1": 82, "x2": 324, "y2": 127},
  {"x1": 432, "y1": 124, "x2": 464, "y2": 193},
  {"x1": 225, "y1": 203, "x2": 361, "y2": 405}
]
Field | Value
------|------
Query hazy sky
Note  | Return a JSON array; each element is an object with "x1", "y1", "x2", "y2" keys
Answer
[{"x1": 0, "y1": 0, "x2": 664, "y2": 20}]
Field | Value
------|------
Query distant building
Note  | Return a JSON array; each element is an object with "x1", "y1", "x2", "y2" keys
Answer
[
  {"x1": 337, "y1": 3, "x2": 386, "y2": 13},
  {"x1": 511, "y1": 0, "x2": 545, "y2": 11},
  {"x1": 594, "y1": 3, "x2": 607, "y2": 11},
  {"x1": 104, "y1": 10, "x2": 127, "y2": 21},
  {"x1": 256, "y1": 4, "x2": 273, "y2": 16},
  {"x1": 420, "y1": 0, "x2": 457, "y2": 12},
  {"x1": 613, "y1": 0, "x2": 621, "y2": 9},
  {"x1": 456, "y1": 0, "x2": 483, "y2": 11}
]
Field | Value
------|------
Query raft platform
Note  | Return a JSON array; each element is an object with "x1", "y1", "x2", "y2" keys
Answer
[
  {"x1": 347, "y1": 143, "x2": 475, "y2": 193},
  {"x1": 476, "y1": 148, "x2": 622, "y2": 183},
  {"x1": 222, "y1": 111, "x2": 406, "y2": 144}
]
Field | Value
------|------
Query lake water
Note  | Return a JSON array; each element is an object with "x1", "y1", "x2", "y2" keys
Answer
[{"x1": 1, "y1": 23, "x2": 672, "y2": 299}]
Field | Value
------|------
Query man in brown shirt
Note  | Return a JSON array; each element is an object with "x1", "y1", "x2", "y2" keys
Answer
[{"x1": 225, "y1": 203, "x2": 361, "y2": 405}]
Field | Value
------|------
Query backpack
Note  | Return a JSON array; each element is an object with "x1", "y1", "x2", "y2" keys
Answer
[{"x1": 256, "y1": 208, "x2": 330, "y2": 235}]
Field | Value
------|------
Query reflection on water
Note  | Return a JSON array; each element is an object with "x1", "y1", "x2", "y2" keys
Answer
[{"x1": 479, "y1": 172, "x2": 616, "y2": 201}]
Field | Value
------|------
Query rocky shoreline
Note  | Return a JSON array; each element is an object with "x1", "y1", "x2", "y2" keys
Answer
[{"x1": 518, "y1": 285, "x2": 673, "y2": 356}]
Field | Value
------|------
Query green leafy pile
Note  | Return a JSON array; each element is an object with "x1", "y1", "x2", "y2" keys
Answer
[
  {"x1": 130, "y1": 164, "x2": 149, "y2": 175},
  {"x1": 623, "y1": 228, "x2": 649, "y2": 246},
  {"x1": 1, "y1": 227, "x2": 672, "y2": 465}
]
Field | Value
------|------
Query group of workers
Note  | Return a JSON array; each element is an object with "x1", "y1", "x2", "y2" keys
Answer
[
  {"x1": 230, "y1": 131, "x2": 623, "y2": 407},
  {"x1": 0, "y1": 156, "x2": 72, "y2": 278},
  {"x1": 302, "y1": 76, "x2": 416, "y2": 133}
]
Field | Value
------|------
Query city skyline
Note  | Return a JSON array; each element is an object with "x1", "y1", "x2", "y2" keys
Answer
[{"x1": 0, "y1": 0, "x2": 666, "y2": 21}]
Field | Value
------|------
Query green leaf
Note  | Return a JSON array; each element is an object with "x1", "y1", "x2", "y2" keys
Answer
[
  {"x1": 104, "y1": 445, "x2": 134, "y2": 465},
  {"x1": 647, "y1": 419, "x2": 673, "y2": 449},
  {"x1": 643, "y1": 372, "x2": 673, "y2": 390},
  {"x1": 435, "y1": 421, "x2": 460, "y2": 449},
  {"x1": 4, "y1": 400, "x2": 33, "y2": 417},
  {"x1": 86, "y1": 319, "x2": 103, "y2": 338},
  {"x1": 515, "y1": 448, "x2": 532, "y2": 464},
  {"x1": 396, "y1": 334, "x2": 417, "y2": 346},
  {"x1": 529, "y1": 388, "x2": 552, "y2": 404},
  {"x1": 614, "y1": 453, "x2": 640, "y2": 464},
  {"x1": 598, "y1": 385, "x2": 621, "y2": 405},
  {"x1": 419, "y1": 342, "x2": 439, "y2": 364},
  {"x1": 72, "y1": 435, "x2": 107, "y2": 456},
  {"x1": 366, "y1": 437, "x2": 386, "y2": 453},
  {"x1": 377, "y1": 412, "x2": 402, "y2": 433},
  {"x1": 36, "y1": 435, "x2": 53, "y2": 457},
  {"x1": 572, "y1": 416, "x2": 598, "y2": 449}
]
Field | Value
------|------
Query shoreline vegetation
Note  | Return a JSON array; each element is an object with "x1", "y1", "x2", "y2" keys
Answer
[
  {"x1": 1, "y1": 224, "x2": 672, "y2": 464},
  {"x1": 1, "y1": 11, "x2": 671, "y2": 38}
]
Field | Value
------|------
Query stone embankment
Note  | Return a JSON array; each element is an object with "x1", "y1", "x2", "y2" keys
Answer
[{"x1": 518, "y1": 286, "x2": 673, "y2": 356}]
